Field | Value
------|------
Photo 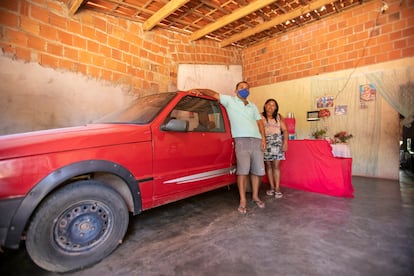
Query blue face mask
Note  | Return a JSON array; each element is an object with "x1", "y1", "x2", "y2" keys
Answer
[{"x1": 238, "y1": 88, "x2": 249, "y2": 99}]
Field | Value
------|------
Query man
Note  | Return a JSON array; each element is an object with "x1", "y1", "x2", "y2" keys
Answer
[{"x1": 193, "y1": 81, "x2": 266, "y2": 214}]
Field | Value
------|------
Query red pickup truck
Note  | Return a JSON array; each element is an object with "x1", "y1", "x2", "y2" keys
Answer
[{"x1": 0, "y1": 90, "x2": 236, "y2": 272}]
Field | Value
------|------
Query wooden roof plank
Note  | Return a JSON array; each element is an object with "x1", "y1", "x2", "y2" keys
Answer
[
  {"x1": 142, "y1": 0, "x2": 191, "y2": 31},
  {"x1": 68, "y1": 0, "x2": 85, "y2": 16},
  {"x1": 190, "y1": 0, "x2": 277, "y2": 41},
  {"x1": 220, "y1": 0, "x2": 334, "y2": 47}
]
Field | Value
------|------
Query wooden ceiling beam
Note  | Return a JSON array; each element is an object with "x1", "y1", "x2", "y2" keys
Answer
[
  {"x1": 142, "y1": 0, "x2": 191, "y2": 31},
  {"x1": 67, "y1": 0, "x2": 85, "y2": 16},
  {"x1": 220, "y1": 0, "x2": 333, "y2": 47},
  {"x1": 190, "y1": 0, "x2": 277, "y2": 41}
]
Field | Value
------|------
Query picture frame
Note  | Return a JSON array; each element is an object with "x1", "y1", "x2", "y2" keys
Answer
[{"x1": 307, "y1": 111, "x2": 320, "y2": 121}]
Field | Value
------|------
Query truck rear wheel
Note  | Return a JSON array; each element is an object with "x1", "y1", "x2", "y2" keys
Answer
[{"x1": 26, "y1": 180, "x2": 129, "y2": 272}]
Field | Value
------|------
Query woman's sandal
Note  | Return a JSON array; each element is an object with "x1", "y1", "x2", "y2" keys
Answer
[
  {"x1": 238, "y1": 206, "x2": 247, "y2": 214},
  {"x1": 253, "y1": 200, "x2": 265, "y2": 208}
]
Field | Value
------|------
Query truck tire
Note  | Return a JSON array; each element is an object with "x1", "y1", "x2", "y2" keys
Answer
[{"x1": 25, "y1": 180, "x2": 129, "y2": 272}]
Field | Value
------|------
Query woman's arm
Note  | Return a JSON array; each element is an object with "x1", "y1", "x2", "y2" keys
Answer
[{"x1": 280, "y1": 117, "x2": 289, "y2": 152}]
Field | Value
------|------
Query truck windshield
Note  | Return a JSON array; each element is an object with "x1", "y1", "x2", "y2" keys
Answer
[{"x1": 95, "y1": 92, "x2": 177, "y2": 124}]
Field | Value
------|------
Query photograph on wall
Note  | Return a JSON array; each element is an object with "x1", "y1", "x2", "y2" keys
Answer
[
  {"x1": 316, "y1": 95, "x2": 334, "y2": 108},
  {"x1": 359, "y1": 83, "x2": 376, "y2": 102},
  {"x1": 334, "y1": 105, "x2": 348, "y2": 115}
]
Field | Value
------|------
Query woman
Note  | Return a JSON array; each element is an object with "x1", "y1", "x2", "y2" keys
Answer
[{"x1": 262, "y1": 99, "x2": 288, "y2": 198}]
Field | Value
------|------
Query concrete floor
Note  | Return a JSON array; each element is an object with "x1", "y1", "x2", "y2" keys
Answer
[{"x1": 1, "y1": 171, "x2": 413, "y2": 276}]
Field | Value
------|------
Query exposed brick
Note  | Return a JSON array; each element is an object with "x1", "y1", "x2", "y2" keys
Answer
[
  {"x1": 87, "y1": 40, "x2": 99, "y2": 53},
  {"x1": 389, "y1": 30, "x2": 402, "y2": 41},
  {"x1": 402, "y1": 26, "x2": 414, "y2": 37},
  {"x1": 119, "y1": 40, "x2": 129, "y2": 52},
  {"x1": 20, "y1": 0, "x2": 30, "y2": 17},
  {"x1": 93, "y1": 17, "x2": 107, "y2": 33},
  {"x1": 63, "y1": 47, "x2": 78, "y2": 60},
  {"x1": 0, "y1": 1, "x2": 18, "y2": 11},
  {"x1": 73, "y1": 36, "x2": 86, "y2": 48},
  {"x1": 95, "y1": 29, "x2": 107, "y2": 43},
  {"x1": 39, "y1": 24, "x2": 57, "y2": 40},
  {"x1": 0, "y1": 0, "x2": 407, "y2": 91},
  {"x1": 58, "y1": 30, "x2": 73, "y2": 46},
  {"x1": 79, "y1": 50, "x2": 92, "y2": 64},
  {"x1": 67, "y1": 21, "x2": 82, "y2": 34},
  {"x1": 0, "y1": 10, "x2": 19, "y2": 27},
  {"x1": 394, "y1": 39, "x2": 407, "y2": 49},
  {"x1": 111, "y1": 49, "x2": 122, "y2": 61},
  {"x1": 30, "y1": 4, "x2": 49, "y2": 24},
  {"x1": 15, "y1": 47, "x2": 31, "y2": 61},
  {"x1": 1, "y1": 43, "x2": 15, "y2": 56},
  {"x1": 100, "y1": 45, "x2": 111, "y2": 58},
  {"x1": 88, "y1": 65, "x2": 101, "y2": 79},
  {"x1": 27, "y1": 35, "x2": 45, "y2": 51},
  {"x1": 6, "y1": 28, "x2": 28, "y2": 46},
  {"x1": 81, "y1": 26, "x2": 95, "y2": 39},
  {"x1": 20, "y1": 16, "x2": 40, "y2": 35},
  {"x1": 40, "y1": 53, "x2": 59, "y2": 68},
  {"x1": 47, "y1": 42, "x2": 63, "y2": 56},
  {"x1": 108, "y1": 36, "x2": 119, "y2": 48},
  {"x1": 59, "y1": 59, "x2": 75, "y2": 71},
  {"x1": 101, "y1": 69, "x2": 112, "y2": 80},
  {"x1": 48, "y1": 12, "x2": 67, "y2": 29},
  {"x1": 76, "y1": 63, "x2": 87, "y2": 75},
  {"x1": 402, "y1": 46, "x2": 414, "y2": 57},
  {"x1": 92, "y1": 54, "x2": 105, "y2": 67}
]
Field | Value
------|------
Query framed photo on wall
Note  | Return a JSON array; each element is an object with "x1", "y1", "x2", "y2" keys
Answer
[
  {"x1": 307, "y1": 111, "x2": 320, "y2": 121},
  {"x1": 335, "y1": 105, "x2": 348, "y2": 115},
  {"x1": 315, "y1": 95, "x2": 335, "y2": 108},
  {"x1": 359, "y1": 84, "x2": 376, "y2": 102}
]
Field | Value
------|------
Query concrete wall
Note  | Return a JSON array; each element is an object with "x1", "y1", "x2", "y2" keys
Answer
[{"x1": 0, "y1": 54, "x2": 136, "y2": 134}]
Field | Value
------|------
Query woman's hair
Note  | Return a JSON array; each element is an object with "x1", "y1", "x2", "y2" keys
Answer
[{"x1": 262, "y1": 98, "x2": 279, "y2": 122}]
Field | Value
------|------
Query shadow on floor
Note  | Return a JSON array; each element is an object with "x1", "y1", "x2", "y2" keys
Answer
[{"x1": 1, "y1": 172, "x2": 413, "y2": 276}]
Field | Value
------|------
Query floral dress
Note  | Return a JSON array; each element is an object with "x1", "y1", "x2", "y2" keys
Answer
[{"x1": 262, "y1": 115, "x2": 285, "y2": 161}]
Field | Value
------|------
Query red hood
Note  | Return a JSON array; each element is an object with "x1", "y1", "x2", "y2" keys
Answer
[{"x1": 0, "y1": 124, "x2": 152, "y2": 160}]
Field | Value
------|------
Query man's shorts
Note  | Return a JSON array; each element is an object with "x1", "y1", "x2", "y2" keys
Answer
[{"x1": 234, "y1": 137, "x2": 265, "y2": 176}]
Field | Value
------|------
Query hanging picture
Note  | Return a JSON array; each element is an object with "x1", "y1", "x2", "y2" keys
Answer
[
  {"x1": 359, "y1": 84, "x2": 376, "y2": 101},
  {"x1": 315, "y1": 95, "x2": 334, "y2": 108},
  {"x1": 334, "y1": 105, "x2": 348, "y2": 115}
]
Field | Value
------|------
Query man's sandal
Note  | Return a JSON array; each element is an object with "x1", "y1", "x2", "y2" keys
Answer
[
  {"x1": 238, "y1": 206, "x2": 247, "y2": 214},
  {"x1": 253, "y1": 200, "x2": 265, "y2": 208}
]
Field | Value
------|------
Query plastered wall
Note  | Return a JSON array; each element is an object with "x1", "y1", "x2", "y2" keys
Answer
[
  {"x1": 0, "y1": 55, "x2": 136, "y2": 134},
  {"x1": 249, "y1": 57, "x2": 414, "y2": 180}
]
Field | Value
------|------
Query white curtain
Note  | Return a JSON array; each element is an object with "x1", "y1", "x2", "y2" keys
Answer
[
  {"x1": 366, "y1": 67, "x2": 414, "y2": 127},
  {"x1": 310, "y1": 66, "x2": 413, "y2": 177}
]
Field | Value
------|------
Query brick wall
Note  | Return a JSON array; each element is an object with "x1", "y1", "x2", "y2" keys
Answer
[
  {"x1": 0, "y1": 0, "x2": 242, "y2": 94},
  {"x1": 242, "y1": 0, "x2": 414, "y2": 87}
]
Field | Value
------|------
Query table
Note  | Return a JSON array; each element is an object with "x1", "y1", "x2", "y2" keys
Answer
[
  {"x1": 331, "y1": 143, "x2": 351, "y2": 158},
  {"x1": 278, "y1": 140, "x2": 353, "y2": 197}
]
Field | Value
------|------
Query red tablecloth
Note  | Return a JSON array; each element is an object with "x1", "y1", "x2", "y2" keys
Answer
[{"x1": 277, "y1": 140, "x2": 353, "y2": 197}]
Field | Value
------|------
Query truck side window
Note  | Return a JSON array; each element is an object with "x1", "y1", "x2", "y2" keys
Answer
[{"x1": 163, "y1": 96, "x2": 225, "y2": 132}]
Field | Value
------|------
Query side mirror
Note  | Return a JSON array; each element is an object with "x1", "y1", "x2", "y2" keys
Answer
[{"x1": 161, "y1": 119, "x2": 188, "y2": 132}]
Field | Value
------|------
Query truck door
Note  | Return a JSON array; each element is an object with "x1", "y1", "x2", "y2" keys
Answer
[{"x1": 152, "y1": 95, "x2": 235, "y2": 204}]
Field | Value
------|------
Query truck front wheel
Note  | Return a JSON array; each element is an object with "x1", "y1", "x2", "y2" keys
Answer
[{"x1": 26, "y1": 180, "x2": 129, "y2": 272}]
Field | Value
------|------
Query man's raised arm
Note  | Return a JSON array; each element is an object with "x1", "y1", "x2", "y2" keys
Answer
[{"x1": 188, "y1": 88, "x2": 220, "y2": 100}]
